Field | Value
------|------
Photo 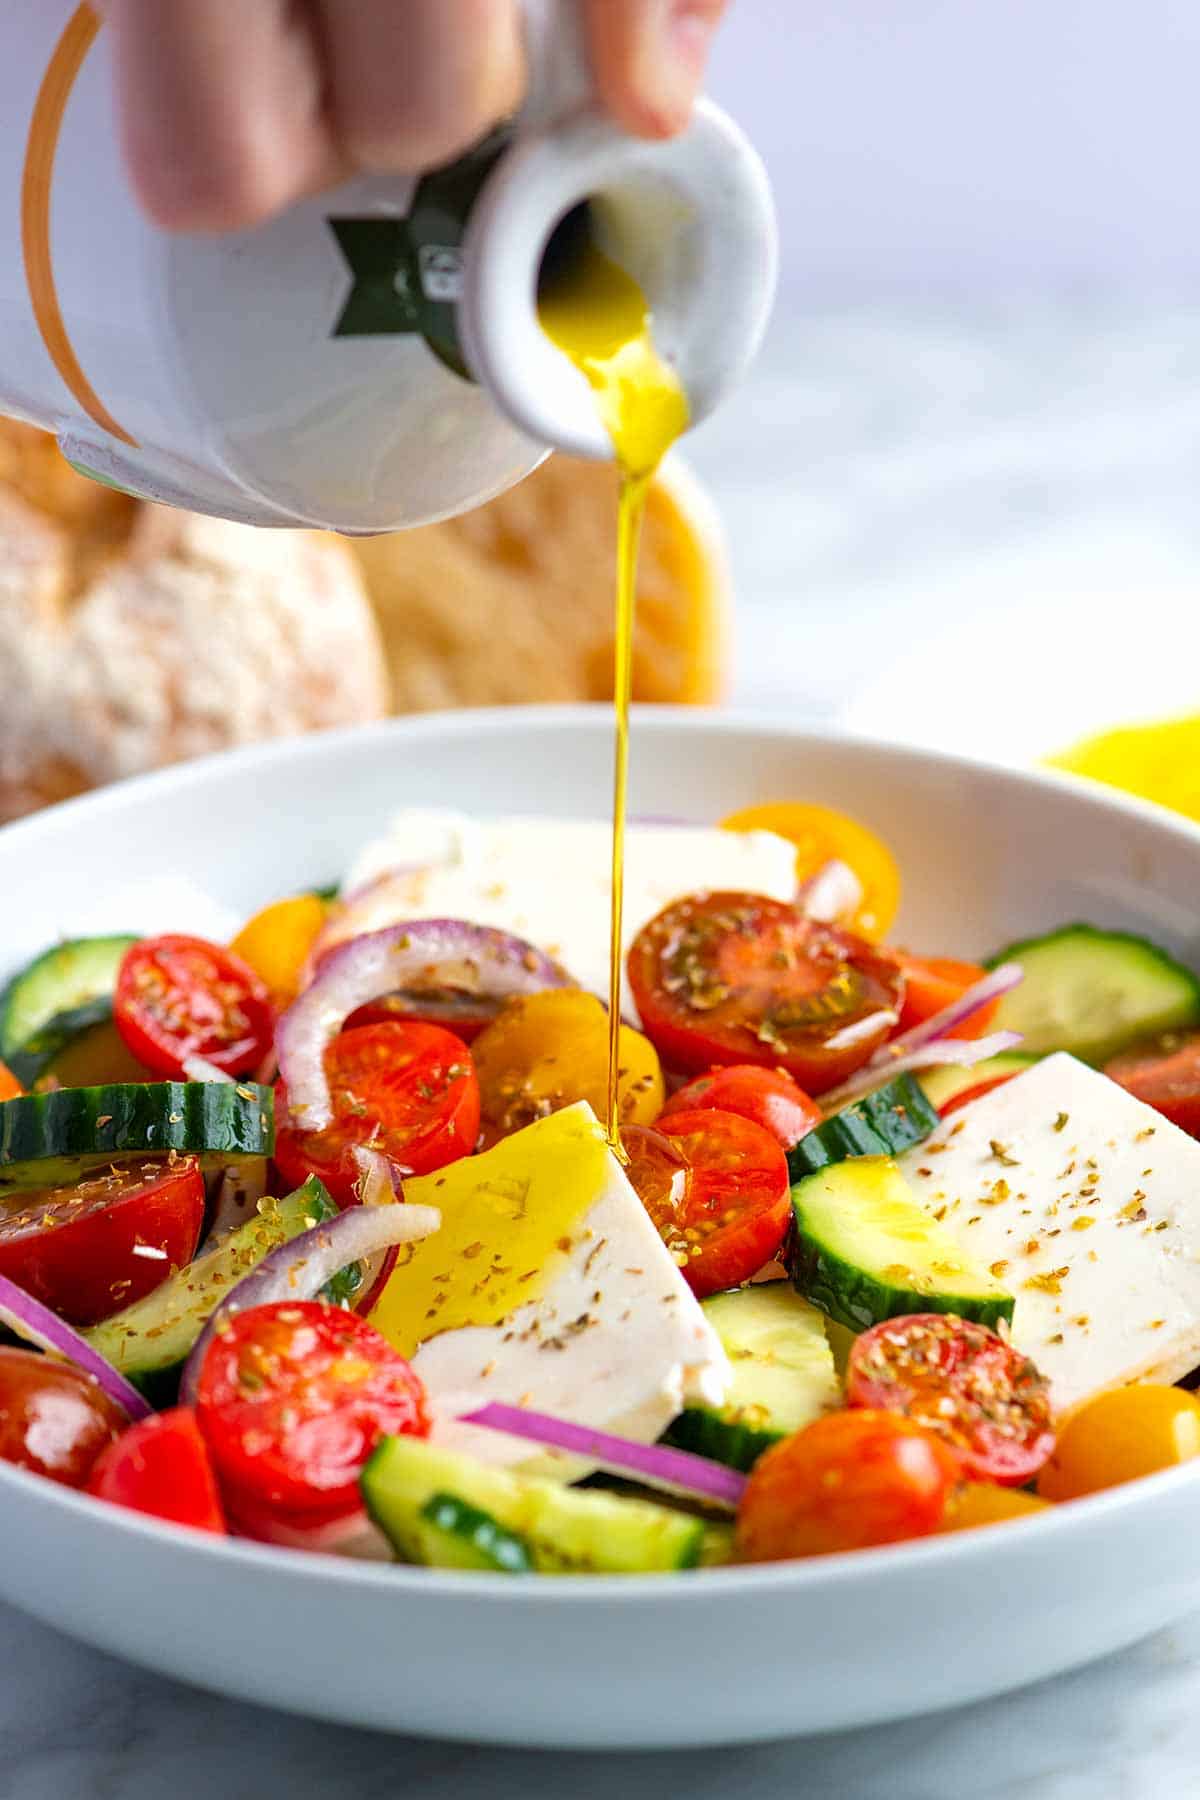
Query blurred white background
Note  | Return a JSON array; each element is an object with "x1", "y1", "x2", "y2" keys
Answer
[{"x1": 684, "y1": 2, "x2": 1200, "y2": 759}]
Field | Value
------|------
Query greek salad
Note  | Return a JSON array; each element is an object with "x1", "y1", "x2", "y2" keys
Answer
[{"x1": 2, "y1": 800, "x2": 1200, "y2": 1573}]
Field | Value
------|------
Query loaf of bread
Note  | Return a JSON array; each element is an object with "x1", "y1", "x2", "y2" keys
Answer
[
  {"x1": 0, "y1": 421, "x2": 388, "y2": 821},
  {"x1": 350, "y1": 454, "x2": 729, "y2": 712},
  {"x1": 0, "y1": 422, "x2": 729, "y2": 821}
]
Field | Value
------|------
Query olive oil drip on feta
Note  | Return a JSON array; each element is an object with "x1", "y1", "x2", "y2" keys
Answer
[{"x1": 539, "y1": 243, "x2": 689, "y2": 1155}]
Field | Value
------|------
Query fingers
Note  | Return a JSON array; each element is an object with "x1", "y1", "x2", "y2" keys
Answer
[
  {"x1": 585, "y1": 0, "x2": 729, "y2": 138},
  {"x1": 316, "y1": 0, "x2": 526, "y2": 175},
  {"x1": 101, "y1": 0, "x2": 341, "y2": 232}
]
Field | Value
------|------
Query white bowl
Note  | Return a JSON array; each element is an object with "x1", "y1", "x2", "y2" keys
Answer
[{"x1": 3, "y1": 705, "x2": 1200, "y2": 1750}]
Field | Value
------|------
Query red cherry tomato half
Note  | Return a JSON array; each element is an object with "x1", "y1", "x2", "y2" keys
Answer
[
  {"x1": 660, "y1": 1064, "x2": 820, "y2": 1150},
  {"x1": 627, "y1": 892, "x2": 904, "y2": 1093},
  {"x1": 195, "y1": 1299, "x2": 429, "y2": 1517},
  {"x1": 623, "y1": 1108, "x2": 791, "y2": 1298},
  {"x1": 114, "y1": 934, "x2": 275, "y2": 1079},
  {"x1": 1105, "y1": 1029, "x2": 1200, "y2": 1138},
  {"x1": 88, "y1": 1407, "x2": 226, "y2": 1533},
  {"x1": 273, "y1": 1021, "x2": 480, "y2": 1208},
  {"x1": 0, "y1": 1346, "x2": 126, "y2": 1487},
  {"x1": 938, "y1": 1073, "x2": 1019, "y2": 1118},
  {"x1": 736, "y1": 1409, "x2": 960, "y2": 1561},
  {"x1": 0, "y1": 1158, "x2": 205, "y2": 1326},
  {"x1": 894, "y1": 953, "x2": 998, "y2": 1041},
  {"x1": 847, "y1": 1313, "x2": 1055, "y2": 1486}
]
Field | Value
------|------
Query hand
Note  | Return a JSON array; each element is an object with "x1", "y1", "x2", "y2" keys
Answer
[{"x1": 100, "y1": 0, "x2": 729, "y2": 233}]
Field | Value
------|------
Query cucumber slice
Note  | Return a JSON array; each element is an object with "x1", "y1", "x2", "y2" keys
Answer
[
  {"x1": 0, "y1": 1081, "x2": 274, "y2": 1191},
  {"x1": 787, "y1": 1156, "x2": 1015, "y2": 1332},
  {"x1": 664, "y1": 1283, "x2": 840, "y2": 1471},
  {"x1": 362, "y1": 1437, "x2": 706, "y2": 1574},
  {"x1": 417, "y1": 1494, "x2": 534, "y2": 1574},
  {"x1": 986, "y1": 924, "x2": 1200, "y2": 1065},
  {"x1": 84, "y1": 1176, "x2": 335, "y2": 1383},
  {"x1": 918, "y1": 1053, "x2": 1038, "y2": 1111},
  {"x1": 786, "y1": 1072, "x2": 938, "y2": 1182},
  {"x1": 0, "y1": 936, "x2": 136, "y2": 1086}
]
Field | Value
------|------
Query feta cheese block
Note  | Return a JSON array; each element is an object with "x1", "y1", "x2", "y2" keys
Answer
[
  {"x1": 368, "y1": 1102, "x2": 729, "y2": 1472},
  {"x1": 334, "y1": 809, "x2": 798, "y2": 1011},
  {"x1": 897, "y1": 1052, "x2": 1200, "y2": 1407}
]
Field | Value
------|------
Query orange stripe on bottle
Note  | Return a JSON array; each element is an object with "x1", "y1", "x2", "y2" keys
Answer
[{"x1": 21, "y1": 4, "x2": 138, "y2": 448}]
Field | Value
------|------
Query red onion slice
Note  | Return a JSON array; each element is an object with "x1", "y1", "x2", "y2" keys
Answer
[
  {"x1": 462, "y1": 1401, "x2": 748, "y2": 1510},
  {"x1": 182, "y1": 1055, "x2": 235, "y2": 1084},
  {"x1": 0, "y1": 1274, "x2": 152, "y2": 1421},
  {"x1": 796, "y1": 858, "x2": 865, "y2": 924},
  {"x1": 818, "y1": 1029, "x2": 1024, "y2": 1113},
  {"x1": 179, "y1": 1198, "x2": 441, "y2": 1405},
  {"x1": 872, "y1": 963, "x2": 1024, "y2": 1066},
  {"x1": 277, "y1": 921, "x2": 572, "y2": 1131}
]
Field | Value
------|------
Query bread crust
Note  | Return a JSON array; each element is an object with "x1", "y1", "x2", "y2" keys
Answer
[{"x1": 0, "y1": 425, "x2": 387, "y2": 821}]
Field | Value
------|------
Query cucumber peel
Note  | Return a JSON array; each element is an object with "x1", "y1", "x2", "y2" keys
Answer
[
  {"x1": 788, "y1": 1156, "x2": 1015, "y2": 1332},
  {"x1": 0, "y1": 1081, "x2": 274, "y2": 1192},
  {"x1": 787, "y1": 1072, "x2": 938, "y2": 1182}
]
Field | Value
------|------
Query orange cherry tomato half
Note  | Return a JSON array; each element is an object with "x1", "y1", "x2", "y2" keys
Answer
[
  {"x1": 195, "y1": 1299, "x2": 429, "y2": 1517},
  {"x1": 88, "y1": 1407, "x2": 226, "y2": 1533},
  {"x1": 720, "y1": 802, "x2": 901, "y2": 941},
  {"x1": 894, "y1": 953, "x2": 998, "y2": 1041},
  {"x1": 273, "y1": 1020, "x2": 480, "y2": 1208},
  {"x1": 939, "y1": 1073, "x2": 1020, "y2": 1118},
  {"x1": 939, "y1": 1482, "x2": 1051, "y2": 1533},
  {"x1": 736, "y1": 1409, "x2": 960, "y2": 1561},
  {"x1": 0, "y1": 1158, "x2": 206, "y2": 1326},
  {"x1": 1037, "y1": 1385, "x2": 1200, "y2": 1502},
  {"x1": 114, "y1": 934, "x2": 275, "y2": 1079},
  {"x1": 847, "y1": 1313, "x2": 1055, "y2": 1486},
  {"x1": 0, "y1": 1347, "x2": 126, "y2": 1487},
  {"x1": 623, "y1": 1108, "x2": 791, "y2": 1297},
  {"x1": 0, "y1": 1061, "x2": 21, "y2": 1101},
  {"x1": 627, "y1": 892, "x2": 904, "y2": 1094},
  {"x1": 1105, "y1": 1029, "x2": 1200, "y2": 1138},
  {"x1": 659, "y1": 1064, "x2": 821, "y2": 1150}
]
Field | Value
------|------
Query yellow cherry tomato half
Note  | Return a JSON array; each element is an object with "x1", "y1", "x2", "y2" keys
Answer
[
  {"x1": 1037, "y1": 1385, "x2": 1200, "y2": 1503},
  {"x1": 471, "y1": 989, "x2": 664, "y2": 1144},
  {"x1": 720, "y1": 802, "x2": 901, "y2": 941},
  {"x1": 940, "y1": 1482, "x2": 1051, "y2": 1533},
  {"x1": 229, "y1": 894, "x2": 327, "y2": 1008}
]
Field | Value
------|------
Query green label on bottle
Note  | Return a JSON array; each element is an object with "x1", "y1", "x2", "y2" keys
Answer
[
  {"x1": 328, "y1": 219, "x2": 422, "y2": 337},
  {"x1": 327, "y1": 128, "x2": 510, "y2": 378}
]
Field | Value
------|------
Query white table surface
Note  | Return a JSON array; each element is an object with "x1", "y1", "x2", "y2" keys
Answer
[{"x1": 11, "y1": 299, "x2": 1200, "y2": 1797}]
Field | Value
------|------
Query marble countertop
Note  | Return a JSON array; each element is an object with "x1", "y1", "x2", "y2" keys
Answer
[{"x1": 10, "y1": 297, "x2": 1200, "y2": 1797}]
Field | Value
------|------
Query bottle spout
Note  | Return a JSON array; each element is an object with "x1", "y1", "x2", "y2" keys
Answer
[{"x1": 459, "y1": 82, "x2": 778, "y2": 462}]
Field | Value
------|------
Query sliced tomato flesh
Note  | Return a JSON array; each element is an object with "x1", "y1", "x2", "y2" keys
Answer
[
  {"x1": 195, "y1": 1299, "x2": 429, "y2": 1516},
  {"x1": 0, "y1": 1157, "x2": 205, "y2": 1326},
  {"x1": 894, "y1": 953, "x2": 999, "y2": 1041},
  {"x1": 114, "y1": 934, "x2": 275, "y2": 1079},
  {"x1": 938, "y1": 1073, "x2": 1020, "y2": 1117},
  {"x1": 273, "y1": 1020, "x2": 480, "y2": 1207},
  {"x1": 847, "y1": 1312, "x2": 1055, "y2": 1486},
  {"x1": 628, "y1": 892, "x2": 904, "y2": 1093},
  {"x1": 660, "y1": 1063, "x2": 820, "y2": 1149},
  {"x1": 1105, "y1": 1029, "x2": 1200, "y2": 1137},
  {"x1": 624, "y1": 1107, "x2": 791, "y2": 1297},
  {"x1": 88, "y1": 1407, "x2": 226, "y2": 1533}
]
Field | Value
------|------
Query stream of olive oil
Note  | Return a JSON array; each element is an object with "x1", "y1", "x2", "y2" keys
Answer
[{"x1": 539, "y1": 245, "x2": 690, "y2": 1153}]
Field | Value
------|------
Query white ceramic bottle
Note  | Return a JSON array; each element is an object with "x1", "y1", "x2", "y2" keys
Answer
[{"x1": 0, "y1": 0, "x2": 776, "y2": 534}]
